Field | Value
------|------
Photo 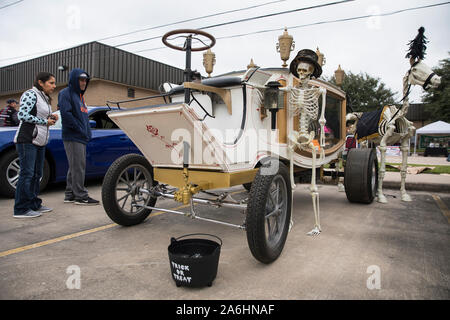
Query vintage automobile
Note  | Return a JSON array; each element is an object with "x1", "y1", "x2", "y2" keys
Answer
[
  {"x1": 101, "y1": 29, "x2": 377, "y2": 264},
  {"x1": 0, "y1": 106, "x2": 140, "y2": 197}
]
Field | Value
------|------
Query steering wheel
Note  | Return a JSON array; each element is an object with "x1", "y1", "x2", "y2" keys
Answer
[{"x1": 162, "y1": 29, "x2": 216, "y2": 52}]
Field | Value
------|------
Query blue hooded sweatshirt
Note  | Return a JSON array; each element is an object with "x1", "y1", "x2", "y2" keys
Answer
[{"x1": 58, "y1": 68, "x2": 91, "y2": 144}]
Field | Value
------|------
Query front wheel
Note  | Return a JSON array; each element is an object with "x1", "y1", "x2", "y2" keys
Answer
[
  {"x1": 246, "y1": 159, "x2": 292, "y2": 264},
  {"x1": 102, "y1": 154, "x2": 157, "y2": 226}
]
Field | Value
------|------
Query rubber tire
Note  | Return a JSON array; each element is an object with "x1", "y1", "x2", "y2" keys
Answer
[
  {"x1": 243, "y1": 182, "x2": 252, "y2": 191},
  {"x1": 344, "y1": 148, "x2": 378, "y2": 204},
  {"x1": 0, "y1": 149, "x2": 50, "y2": 198},
  {"x1": 246, "y1": 159, "x2": 292, "y2": 264},
  {"x1": 102, "y1": 154, "x2": 157, "y2": 226}
]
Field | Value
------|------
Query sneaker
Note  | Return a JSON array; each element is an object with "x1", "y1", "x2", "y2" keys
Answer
[
  {"x1": 37, "y1": 205, "x2": 53, "y2": 213},
  {"x1": 13, "y1": 209, "x2": 42, "y2": 219},
  {"x1": 74, "y1": 196, "x2": 99, "y2": 206},
  {"x1": 64, "y1": 196, "x2": 75, "y2": 203}
]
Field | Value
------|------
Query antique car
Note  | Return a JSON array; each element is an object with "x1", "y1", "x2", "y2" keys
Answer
[{"x1": 101, "y1": 29, "x2": 377, "y2": 263}]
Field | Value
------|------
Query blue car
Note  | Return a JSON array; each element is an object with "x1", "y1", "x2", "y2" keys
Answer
[{"x1": 0, "y1": 106, "x2": 140, "y2": 197}]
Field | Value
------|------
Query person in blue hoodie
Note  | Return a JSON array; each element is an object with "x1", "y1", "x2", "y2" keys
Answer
[{"x1": 58, "y1": 68, "x2": 99, "y2": 205}]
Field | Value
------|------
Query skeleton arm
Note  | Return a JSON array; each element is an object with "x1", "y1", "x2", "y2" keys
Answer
[{"x1": 279, "y1": 86, "x2": 291, "y2": 92}]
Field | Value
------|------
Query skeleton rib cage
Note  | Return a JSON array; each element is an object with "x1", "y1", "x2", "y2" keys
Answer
[{"x1": 289, "y1": 85, "x2": 321, "y2": 135}]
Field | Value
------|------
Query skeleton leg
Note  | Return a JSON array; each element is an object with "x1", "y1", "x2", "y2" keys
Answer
[
  {"x1": 307, "y1": 143, "x2": 321, "y2": 236},
  {"x1": 377, "y1": 125, "x2": 395, "y2": 203},
  {"x1": 318, "y1": 88, "x2": 327, "y2": 160},
  {"x1": 400, "y1": 138, "x2": 412, "y2": 202}
]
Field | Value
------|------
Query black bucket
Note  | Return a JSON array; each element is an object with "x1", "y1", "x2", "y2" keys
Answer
[{"x1": 168, "y1": 233, "x2": 222, "y2": 287}]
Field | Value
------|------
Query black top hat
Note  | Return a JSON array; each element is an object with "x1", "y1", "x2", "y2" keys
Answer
[{"x1": 289, "y1": 49, "x2": 322, "y2": 79}]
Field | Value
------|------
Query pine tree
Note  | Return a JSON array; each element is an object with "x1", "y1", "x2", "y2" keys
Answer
[
  {"x1": 328, "y1": 72, "x2": 396, "y2": 113},
  {"x1": 422, "y1": 54, "x2": 450, "y2": 123}
]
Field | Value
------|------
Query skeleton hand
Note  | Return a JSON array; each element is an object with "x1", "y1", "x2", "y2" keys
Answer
[
  {"x1": 288, "y1": 131, "x2": 300, "y2": 148},
  {"x1": 279, "y1": 85, "x2": 292, "y2": 92}
]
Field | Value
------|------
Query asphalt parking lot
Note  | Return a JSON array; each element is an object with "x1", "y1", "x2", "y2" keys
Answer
[{"x1": 0, "y1": 180, "x2": 449, "y2": 300}]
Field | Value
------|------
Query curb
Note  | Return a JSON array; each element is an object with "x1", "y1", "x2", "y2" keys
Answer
[{"x1": 383, "y1": 181, "x2": 450, "y2": 193}]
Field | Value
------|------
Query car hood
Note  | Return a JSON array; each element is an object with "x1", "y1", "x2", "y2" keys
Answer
[{"x1": 0, "y1": 127, "x2": 18, "y2": 133}]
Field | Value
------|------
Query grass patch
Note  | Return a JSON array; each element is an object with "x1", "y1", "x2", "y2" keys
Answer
[{"x1": 384, "y1": 163, "x2": 450, "y2": 174}]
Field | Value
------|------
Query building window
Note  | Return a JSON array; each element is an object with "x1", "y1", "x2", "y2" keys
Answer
[{"x1": 127, "y1": 88, "x2": 135, "y2": 98}]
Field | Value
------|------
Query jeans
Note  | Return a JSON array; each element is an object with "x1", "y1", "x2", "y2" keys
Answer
[{"x1": 14, "y1": 143, "x2": 45, "y2": 215}]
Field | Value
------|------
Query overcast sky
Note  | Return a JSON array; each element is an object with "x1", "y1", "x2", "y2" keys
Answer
[{"x1": 0, "y1": 0, "x2": 449, "y2": 103}]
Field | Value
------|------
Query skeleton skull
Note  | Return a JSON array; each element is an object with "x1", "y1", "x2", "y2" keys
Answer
[{"x1": 297, "y1": 62, "x2": 315, "y2": 81}]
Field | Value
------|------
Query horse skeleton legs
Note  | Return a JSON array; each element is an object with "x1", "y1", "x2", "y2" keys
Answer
[
  {"x1": 399, "y1": 123, "x2": 414, "y2": 202},
  {"x1": 377, "y1": 124, "x2": 395, "y2": 203}
]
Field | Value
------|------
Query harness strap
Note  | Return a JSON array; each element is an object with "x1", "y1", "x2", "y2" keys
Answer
[
  {"x1": 422, "y1": 72, "x2": 435, "y2": 91},
  {"x1": 399, "y1": 84, "x2": 411, "y2": 102}
]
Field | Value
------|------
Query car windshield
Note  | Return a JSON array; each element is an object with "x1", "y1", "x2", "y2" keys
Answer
[{"x1": 50, "y1": 109, "x2": 119, "y2": 130}]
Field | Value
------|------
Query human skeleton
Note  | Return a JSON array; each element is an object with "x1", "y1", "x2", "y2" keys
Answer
[{"x1": 284, "y1": 61, "x2": 327, "y2": 236}]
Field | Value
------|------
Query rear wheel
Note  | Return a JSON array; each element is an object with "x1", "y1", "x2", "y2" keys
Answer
[
  {"x1": 246, "y1": 159, "x2": 292, "y2": 264},
  {"x1": 102, "y1": 154, "x2": 157, "y2": 226},
  {"x1": 344, "y1": 148, "x2": 378, "y2": 204}
]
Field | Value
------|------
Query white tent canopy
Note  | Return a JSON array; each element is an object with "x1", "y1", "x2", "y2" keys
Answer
[
  {"x1": 414, "y1": 121, "x2": 450, "y2": 155},
  {"x1": 416, "y1": 121, "x2": 450, "y2": 134}
]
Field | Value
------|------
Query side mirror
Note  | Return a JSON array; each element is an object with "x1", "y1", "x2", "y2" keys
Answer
[{"x1": 89, "y1": 120, "x2": 97, "y2": 128}]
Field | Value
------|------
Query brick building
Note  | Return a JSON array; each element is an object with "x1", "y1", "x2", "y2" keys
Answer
[
  {"x1": 0, "y1": 42, "x2": 184, "y2": 110},
  {"x1": 405, "y1": 103, "x2": 432, "y2": 129}
]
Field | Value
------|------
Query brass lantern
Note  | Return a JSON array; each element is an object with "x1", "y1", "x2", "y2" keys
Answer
[
  {"x1": 203, "y1": 49, "x2": 216, "y2": 77},
  {"x1": 316, "y1": 47, "x2": 325, "y2": 67},
  {"x1": 247, "y1": 58, "x2": 258, "y2": 69},
  {"x1": 276, "y1": 27, "x2": 295, "y2": 68},
  {"x1": 264, "y1": 81, "x2": 283, "y2": 130},
  {"x1": 334, "y1": 65, "x2": 345, "y2": 87}
]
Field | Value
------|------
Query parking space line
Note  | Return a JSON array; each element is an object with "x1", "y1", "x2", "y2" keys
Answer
[
  {"x1": 431, "y1": 194, "x2": 450, "y2": 224},
  {"x1": 0, "y1": 190, "x2": 246, "y2": 258},
  {"x1": 0, "y1": 191, "x2": 243, "y2": 257},
  {"x1": 0, "y1": 224, "x2": 116, "y2": 258},
  {"x1": 0, "y1": 204, "x2": 188, "y2": 259}
]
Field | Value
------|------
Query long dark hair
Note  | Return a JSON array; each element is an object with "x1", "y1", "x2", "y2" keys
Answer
[{"x1": 33, "y1": 72, "x2": 55, "y2": 103}]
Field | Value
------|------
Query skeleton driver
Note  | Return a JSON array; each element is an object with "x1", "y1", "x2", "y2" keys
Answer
[{"x1": 286, "y1": 49, "x2": 327, "y2": 236}]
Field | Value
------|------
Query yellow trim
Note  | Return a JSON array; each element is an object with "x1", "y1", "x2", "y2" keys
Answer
[
  {"x1": 278, "y1": 79, "x2": 287, "y2": 144},
  {"x1": 358, "y1": 132, "x2": 380, "y2": 143},
  {"x1": 378, "y1": 106, "x2": 389, "y2": 125},
  {"x1": 154, "y1": 168, "x2": 259, "y2": 190}
]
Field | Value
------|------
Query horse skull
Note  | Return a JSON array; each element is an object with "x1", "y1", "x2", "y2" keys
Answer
[{"x1": 409, "y1": 60, "x2": 441, "y2": 90}]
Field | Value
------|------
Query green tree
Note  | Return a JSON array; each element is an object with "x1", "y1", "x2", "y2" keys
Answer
[
  {"x1": 328, "y1": 72, "x2": 397, "y2": 113},
  {"x1": 422, "y1": 54, "x2": 450, "y2": 123}
]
